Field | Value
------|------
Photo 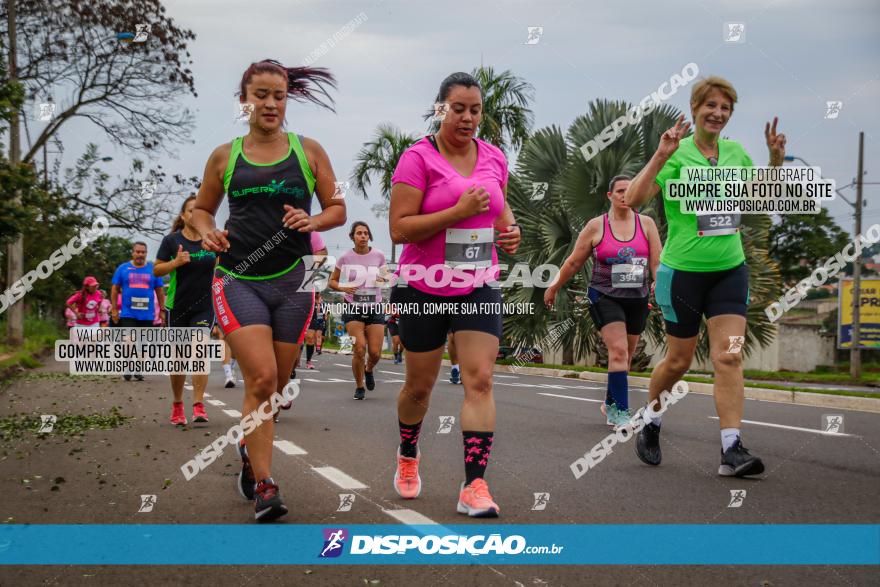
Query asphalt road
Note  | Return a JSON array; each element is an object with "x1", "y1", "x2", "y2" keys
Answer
[{"x1": 0, "y1": 351, "x2": 877, "y2": 586}]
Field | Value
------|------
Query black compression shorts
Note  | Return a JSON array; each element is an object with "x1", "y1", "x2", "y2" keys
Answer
[
  {"x1": 654, "y1": 262, "x2": 749, "y2": 338},
  {"x1": 211, "y1": 263, "x2": 314, "y2": 344},
  {"x1": 165, "y1": 306, "x2": 214, "y2": 329},
  {"x1": 587, "y1": 288, "x2": 650, "y2": 335},
  {"x1": 390, "y1": 285, "x2": 503, "y2": 353}
]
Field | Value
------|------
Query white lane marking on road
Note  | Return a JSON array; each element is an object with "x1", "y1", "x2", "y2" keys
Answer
[
  {"x1": 206, "y1": 399, "x2": 225, "y2": 407},
  {"x1": 383, "y1": 379, "x2": 406, "y2": 383},
  {"x1": 302, "y1": 378, "x2": 352, "y2": 383},
  {"x1": 494, "y1": 374, "x2": 519, "y2": 378},
  {"x1": 379, "y1": 370, "x2": 402, "y2": 376},
  {"x1": 538, "y1": 392, "x2": 604, "y2": 403},
  {"x1": 204, "y1": 393, "x2": 211, "y2": 398},
  {"x1": 222, "y1": 409, "x2": 242, "y2": 418},
  {"x1": 184, "y1": 384, "x2": 193, "y2": 390},
  {"x1": 383, "y1": 508, "x2": 439, "y2": 525},
  {"x1": 312, "y1": 466, "x2": 368, "y2": 489},
  {"x1": 708, "y1": 416, "x2": 856, "y2": 437},
  {"x1": 334, "y1": 363, "x2": 349, "y2": 368},
  {"x1": 273, "y1": 440, "x2": 308, "y2": 455}
]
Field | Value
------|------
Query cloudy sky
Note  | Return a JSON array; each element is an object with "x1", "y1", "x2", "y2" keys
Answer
[{"x1": 46, "y1": 0, "x2": 880, "y2": 257}]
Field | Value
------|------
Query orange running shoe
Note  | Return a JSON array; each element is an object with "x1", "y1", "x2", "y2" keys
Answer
[
  {"x1": 393, "y1": 447, "x2": 421, "y2": 499},
  {"x1": 456, "y1": 478, "x2": 499, "y2": 518}
]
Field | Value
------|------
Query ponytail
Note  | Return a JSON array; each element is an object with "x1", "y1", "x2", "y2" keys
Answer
[
  {"x1": 238, "y1": 59, "x2": 337, "y2": 112},
  {"x1": 172, "y1": 195, "x2": 197, "y2": 232}
]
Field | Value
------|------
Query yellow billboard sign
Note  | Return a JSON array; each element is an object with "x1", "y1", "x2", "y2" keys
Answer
[{"x1": 838, "y1": 278, "x2": 880, "y2": 349}]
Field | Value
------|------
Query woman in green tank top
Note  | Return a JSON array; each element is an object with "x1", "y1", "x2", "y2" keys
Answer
[
  {"x1": 624, "y1": 75, "x2": 787, "y2": 479},
  {"x1": 191, "y1": 60, "x2": 346, "y2": 522}
]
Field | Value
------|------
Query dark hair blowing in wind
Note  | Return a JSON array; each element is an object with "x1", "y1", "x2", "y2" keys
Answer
[{"x1": 238, "y1": 59, "x2": 337, "y2": 112}]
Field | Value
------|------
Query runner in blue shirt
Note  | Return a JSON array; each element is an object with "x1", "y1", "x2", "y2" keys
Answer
[{"x1": 111, "y1": 241, "x2": 166, "y2": 381}]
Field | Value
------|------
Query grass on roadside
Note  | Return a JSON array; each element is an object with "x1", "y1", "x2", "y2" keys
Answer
[{"x1": 0, "y1": 315, "x2": 66, "y2": 373}]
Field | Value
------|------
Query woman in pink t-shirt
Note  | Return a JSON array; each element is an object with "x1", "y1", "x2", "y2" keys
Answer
[
  {"x1": 328, "y1": 221, "x2": 388, "y2": 399},
  {"x1": 387, "y1": 72, "x2": 521, "y2": 517},
  {"x1": 66, "y1": 276, "x2": 104, "y2": 329}
]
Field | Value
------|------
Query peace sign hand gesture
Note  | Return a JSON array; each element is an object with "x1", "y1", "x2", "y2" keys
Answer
[
  {"x1": 656, "y1": 115, "x2": 691, "y2": 162},
  {"x1": 765, "y1": 116, "x2": 786, "y2": 166}
]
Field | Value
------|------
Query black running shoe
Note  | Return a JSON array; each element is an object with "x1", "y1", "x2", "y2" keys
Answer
[
  {"x1": 134, "y1": 374, "x2": 144, "y2": 381},
  {"x1": 450, "y1": 368, "x2": 461, "y2": 385},
  {"x1": 365, "y1": 370, "x2": 375, "y2": 391},
  {"x1": 237, "y1": 443, "x2": 255, "y2": 500},
  {"x1": 123, "y1": 374, "x2": 132, "y2": 382},
  {"x1": 635, "y1": 422, "x2": 662, "y2": 466},
  {"x1": 290, "y1": 368, "x2": 296, "y2": 381},
  {"x1": 354, "y1": 387, "x2": 366, "y2": 400},
  {"x1": 719, "y1": 439, "x2": 765, "y2": 477},
  {"x1": 254, "y1": 477, "x2": 288, "y2": 522}
]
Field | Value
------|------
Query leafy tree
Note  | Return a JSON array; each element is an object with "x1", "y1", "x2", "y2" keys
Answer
[
  {"x1": 426, "y1": 65, "x2": 534, "y2": 154},
  {"x1": 350, "y1": 124, "x2": 419, "y2": 262},
  {"x1": 768, "y1": 210, "x2": 851, "y2": 284}
]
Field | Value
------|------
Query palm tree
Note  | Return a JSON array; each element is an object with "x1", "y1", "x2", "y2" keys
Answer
[
  {"x1": 350, "y1": 124, "x2": 419, "y2": 262},
  {"x1": 504, "y1": 99, "x2": 779, "y2": 365},
  {"x1": 426, "y1": 66, "x2": 534, "y2": 154}
]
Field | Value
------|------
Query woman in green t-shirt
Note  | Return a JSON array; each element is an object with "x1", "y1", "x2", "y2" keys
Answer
[{"x1": 624, "y1": 75, "x2": 786, "y2": 478}]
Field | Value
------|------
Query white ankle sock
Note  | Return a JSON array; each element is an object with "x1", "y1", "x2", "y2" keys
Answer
[{"x1": 721, "y1": 428, "x2": 740, "y2": 452}]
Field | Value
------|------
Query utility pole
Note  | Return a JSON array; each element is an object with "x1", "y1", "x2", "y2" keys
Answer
[
  {"x1": 850, "y1": 132, "x2": 864, "y2": 380},
  {"x1": 5, "y1": 0, "x2": 24, "y2": 345}
]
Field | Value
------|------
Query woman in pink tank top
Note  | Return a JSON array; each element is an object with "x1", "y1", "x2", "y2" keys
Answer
[{"x1": 545, "y1": 175, "x2": 662, "y2": 428}]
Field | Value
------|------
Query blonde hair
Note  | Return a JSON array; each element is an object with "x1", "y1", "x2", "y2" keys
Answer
[{"x1": 690, "y1": 76, "x2": 738, "y2": 114}]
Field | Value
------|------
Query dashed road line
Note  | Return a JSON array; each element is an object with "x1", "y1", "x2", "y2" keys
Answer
[
  {"x1": 274, "y1": 439, "x2": 308, "y2": 455},
  {"x1": 312, "y1": 466, "x2": 369, "y2": 489}
]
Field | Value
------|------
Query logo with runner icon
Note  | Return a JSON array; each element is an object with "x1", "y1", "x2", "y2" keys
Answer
[
  {"x1": 336, "y1": 494, "x2": 355, "y2": 512},
  {"x1": 38, "y1": 414, "x2": 57, "y2": 434},
  {"x1": 437, "y1": 416, "x2": 455, "y2": 434},
  {"x1": 524, "y1": 26, "x2": 544, "y2": 45},
  {"x1": 138, "y1": 494, "x2": 157, "y2": 513},
  {"x1": 530, "y1": 181, "x2": 548, "y2": 201},
  {"x1": 319, "y1": 528, "x2": 348, "y2": 558},
  {"x1": 822, "y1": 414, "x2": 844, "y2": 434},
  {"x1": 727, "y1": 489, "x2": 746, "y2": 508},
  {"x1": 824, "y1": 101, "x2": 843, "y2": 119},
  {"x1": 531, "y1": 492, "x2": 550, "y2": 511},
  {"x1": 723, "y1": 22, "x2": 745, "y2": 43},
  {"x1": 727, "y1": 336, "x2": 745, "y2": 354}
]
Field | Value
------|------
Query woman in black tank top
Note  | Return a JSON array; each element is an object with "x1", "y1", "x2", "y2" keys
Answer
[{"x1": 191, "y1": 59, "x2": 346, "y2": 522}]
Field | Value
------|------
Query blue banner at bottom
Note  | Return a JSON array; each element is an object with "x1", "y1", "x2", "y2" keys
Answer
[{"x1": 0, "y1": 525, "x2": 877, "y2": 565}]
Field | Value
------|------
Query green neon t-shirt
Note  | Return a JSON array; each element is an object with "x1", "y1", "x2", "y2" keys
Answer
[{"x1": 655, "y1": 135, "x2": 754, "y2": 272}]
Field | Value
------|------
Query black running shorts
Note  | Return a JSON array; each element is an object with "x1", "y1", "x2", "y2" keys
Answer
[
  {"x1": 586, "y1": 288, "x2": 650, "y2": 335},
  {"x1": 654, "y1": 262, "x2": 749, "y2": 338},
  {"x1": 390, "y1": 285, "x2": 503, "y2": 353}
]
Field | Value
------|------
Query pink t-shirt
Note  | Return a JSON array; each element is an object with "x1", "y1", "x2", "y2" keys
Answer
[
  {"x1": 391, "y1": 137, "x2": 507, "y2": 296},
  {"x1": 310, "y1": 231, "x2": 326, "y2": 253},
  {"x1": 66, "y1": 290, "x2": 104, "y2": 326},
  {"x1": 98, "y1": 299, "x2": 112, "y2": 323},
  {"x1": 337, "y1": 247, "x2": 387, "y2": 304}
]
